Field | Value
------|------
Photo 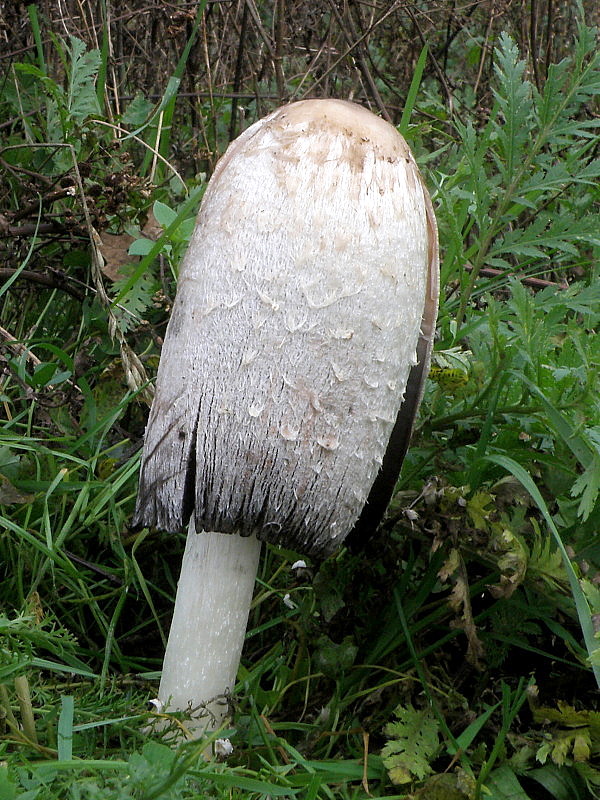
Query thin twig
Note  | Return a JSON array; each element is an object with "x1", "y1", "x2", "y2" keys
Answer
[
  {"x1": 0, "y1": 221, "x2": 69, "y2": 237},
  {"x1": 0, "y1": 155, "x2": 54, "y2": 185},
  {"x1": 244, "y1": 0, "x2": 276, "y2": 62},
  {"x1": 0, "y1": 269, "x2": 86, "y2": 300},
  {"x1": 229, "y1": 1, "x2": 250, "y2": 141},
  {"x1": 465, "y1": 264, "x2": 569, "y2": 291},
  {"x1": 345, "y1": 0, "x2": 391, "y2": 120},
  {"x1": 405, "y1": 4, "x2": 454, "y2": 114},
  {"x1": 298, "y1": 1, "x2": 402, "y2": 100},
  {"x1": 14, "y1": 676, "x2": 38, "y2": 745},
  {"x1": 91, "y1": 119, "x2": 186, "y2": 190},
  {"x1": 274, "y1": 0, "x2": 286, "y2": 102},
  {"x1": 362, "y1": 731, "x2": 371, "y2": 796}
]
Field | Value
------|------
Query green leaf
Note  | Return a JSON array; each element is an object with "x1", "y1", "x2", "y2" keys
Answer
[
  {"x1": 152, "y1": 200, "x2": 178, "y2": 229},
  {"x1": 491, "y1": 32, "x2": 534, "y2": 184},
  {"x1": 0, "y1": 768, "x2": 17, "y2": 800},
  {"x1": 570, "y1": 454, "x2": 600, "y2": 521},
  {"x1": 485, "y1": 765, "x2": 531, "y2": 799},
  {"x1": 122, "y1": 93, "x2": 155, "y2": 126},
  {"x1": 112, "y1": 268, "x2": 157, "y2": 333},
  {"x1": 484, "y1": 454, "x2": 600, "y2": 689},
  {"x1": 527, "y1": 764, "x2": 587, "y2": 800},
  {"x1": 113, "y1": 185, "x2": 204, "y2": 304},
  {"x1": 57, "y1": 695, "x2": 74, "y2": 761},
  {"x1": 128, "y1": 238, "x2": 155, "y2": 257},
  {"x1": 399, "y1": 45, "x2": 428, "y2": 136},
  {"x1": 313, "y1": 635, "x2": 357, "y2": 679},
  {"x1": 382, "y1": 703, "x2": 440, "y2": 783},
  {"x1": 66, "y1": 36, "x2": 101, "y2": 121}
]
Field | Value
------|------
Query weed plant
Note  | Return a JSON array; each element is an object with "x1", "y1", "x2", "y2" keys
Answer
[{"x1": 0, "y1": 4, "x2": 599, "y2": 799}]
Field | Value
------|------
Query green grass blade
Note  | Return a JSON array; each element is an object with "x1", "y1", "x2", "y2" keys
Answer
[
  {"x1": 100, "y1": 586, "x2": 129, "y2": 691},
  {"x1": 399, "y1": 45, "x2": 428, "y2": 137},
  {"x1": 484, "y1": 764, "x2": 532, "y2": 799},
  {"x1": 512, "y1": 372, "x2": 595, "y2": 468},
  {"x1": 96, "y1": 0, "x2": 109, "y2": 109},
  {"x1": 57, "y1": 695, "x2": 74, "y2": 760},
  {"x1": 155, "y1": 0, "x2": 209, "y2": 166},
  {"x1": 138, "y1": 0, "x2": 209, "y2": 177},
  {"x1": 449, "y1": 701, "x2": 501, "y2": 755},
  {"x1": 193, "y1": 770, "x2": 299, "y2": 797},
  {"x1": 27, "y1": 4, "x2": 46, "y2": 74},
  {"x1": 484, "y1": 453, "x2": 600, "y2": 688},
  {"x1": 131, "y1": 529, "x2": 168, "y2": 648}
]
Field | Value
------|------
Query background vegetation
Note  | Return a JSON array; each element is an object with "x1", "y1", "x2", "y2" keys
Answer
[{"x1": 1, "y1": 1, "x2": 599, "y2": 798}]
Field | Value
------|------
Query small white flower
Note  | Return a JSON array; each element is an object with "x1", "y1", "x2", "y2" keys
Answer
[
  {"x1": 147, "y1": 698, "x2": 164, "y2": 712},
  {"x1": 283, "y1": 593, "x2": 297, "y2": 609},
  {"x1": 214, "y1": 738, "x2": 234, "y2": 758}
]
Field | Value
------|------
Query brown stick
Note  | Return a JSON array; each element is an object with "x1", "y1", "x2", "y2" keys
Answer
[
  {"x1": 0, "y1": 221, "x2": 68, "y2": 237},
  {"x1": 298, "y1": 1, "x2": 402, "y2": 100},
  {"x1": 274, "y1": 0, "x2": 286, "y2": 102},
  {"x1": 11, "y1": 187, "x2": 77, "y2": 223},
  {"x1": 344, "y1": 0, "x2": 391, "y2": 121},
  {"x1": 0, "y1": 269, "x2": 86, "y2": 300},
  {"x1": 465, "y1": 264, "x2": 569, "y2": 291},
  {"x1": 229, "y1": 2, "x2": 250, "y2": 141}
]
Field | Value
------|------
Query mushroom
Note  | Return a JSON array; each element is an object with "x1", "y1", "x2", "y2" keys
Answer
[{"x1": 133, "y1": 99, "x2": 439, "y2": 735}]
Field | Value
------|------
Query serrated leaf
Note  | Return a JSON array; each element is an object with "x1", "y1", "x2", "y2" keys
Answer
[
  {"x1": 491, "y1": 32, "x2": 534, "y2": 183},
  {"x1": 388, "y1": 765, "x2": 412, "y2": 785},
  {"x1": 581, "y1": 578, "x2": 600, "y2": 614},
  {"x1": 570, "y1": 455, "x2": 600, "y2": 521},
  {"x1": 491, "y1": 213, "x2": 600, "y2": 263},
  {"x1": 67, "y1": 36, "x2": 101, "y2": 121},
  {"x1": 112, "y1": 269, "x2": 157, "y2": 332},
  {"x1": 552, "y1": 735, "x2": 571, "y2": 766},
  {"x1": 528, "y1": 521, "x2": 565, "y2": 590},
  {"x1": 382, "y1": 704, "x2": 440, "y2": 783}
]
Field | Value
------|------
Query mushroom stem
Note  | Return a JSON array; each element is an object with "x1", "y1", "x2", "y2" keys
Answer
[{"x1": 158, "y1": 523, "x2": 262, "y2": 734}]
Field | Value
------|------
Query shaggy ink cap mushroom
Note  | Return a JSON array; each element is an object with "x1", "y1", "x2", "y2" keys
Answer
[{"x1": 133, "y1": 99, "x2": 439, "y2": 735}]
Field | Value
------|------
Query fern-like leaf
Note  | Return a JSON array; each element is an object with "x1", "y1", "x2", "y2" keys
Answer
[
  {"x1": 491, "y1": 33, "x2": 534, "y2": 186},
  {"x1": 67, "y1": 35, "x2": 101, "y2": 121},
  {"x1": 570, "y1": 453, "x2": 600, "y2": 522},
  {"x1": 382, "y1": 704, "x2": 440, "y2": 784},
  {"x1": 112, "y1": 270, "x2": 157, "y2": 334}
]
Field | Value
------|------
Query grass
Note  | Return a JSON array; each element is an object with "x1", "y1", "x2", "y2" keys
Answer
[{"x1": 1, "y1": 3, "x2": 600, "y2": 798}]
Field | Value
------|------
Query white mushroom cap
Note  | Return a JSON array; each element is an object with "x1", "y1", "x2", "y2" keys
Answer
[{"x1": 134, "y1": 99, "x2": 438, "y2": 556}]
